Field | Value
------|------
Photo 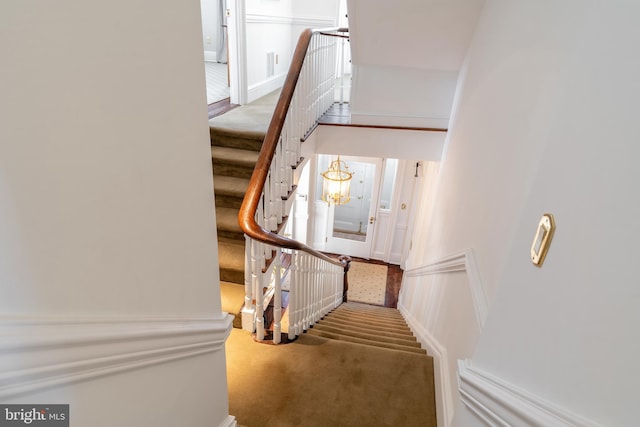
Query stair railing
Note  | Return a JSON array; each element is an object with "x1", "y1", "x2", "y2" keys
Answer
[{"x1": 238, "y1": 28, "x2": 351, "y2": 343}]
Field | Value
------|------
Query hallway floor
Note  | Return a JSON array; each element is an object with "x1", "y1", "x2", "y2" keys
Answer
[{"x1": 205, "y1": 61, "x2": 229, "y2": 104}]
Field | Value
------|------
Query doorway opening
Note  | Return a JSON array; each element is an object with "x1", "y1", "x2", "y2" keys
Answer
[{"x1": 200, "y1": 0, "x2": 232, "y2": 111}]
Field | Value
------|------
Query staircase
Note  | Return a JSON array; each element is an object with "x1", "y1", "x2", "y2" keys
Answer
[
  {"x1": 210, "y1": 92, "x2": 280, "y2": 328},
  {"x1": 227, "y1": 301, "x2": 437, "y2": 427},
  {"x1": 306, "y1": 301, "x2": 426, "y2": 354}
]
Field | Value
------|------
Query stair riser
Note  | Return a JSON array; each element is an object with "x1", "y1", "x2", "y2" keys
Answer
[
  {"x1": 306, "y1": 330, "x2": 426, "y2": 355},
  {"x1": 318, "y1": 319, "x2": 415, "y2": 339},
  {"x1": 313, "y1": 324, "x2": 421, "y2": 347},
  {"x1": 329, "y1": 312, "x2": 410, "y2": 328},
  {"x1": 337, "y1": 308, "x2": 406, "y2": 322},
  {"x1": 211, "y1": 133, "x2": 263, "y2": 151},
  {"x1": 217, "y1": 229, "x2": 245, "y2": 242},
  {"x1": 220, "y1": 268, "x2": 244, "y2": 284},
  {"x1": 325, "y1": 315, "x2": 412, "y2": 334},
  {"x1": 215, "y1": 194, "x2": 244, "y2": 209},
  {"x1": 213, "y1": 163, "x2": 256, "y2": 179}
]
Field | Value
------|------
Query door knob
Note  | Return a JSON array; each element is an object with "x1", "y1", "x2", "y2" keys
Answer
[{"x1": 369, "y1": 217, "x2": 376, "y2": 224}]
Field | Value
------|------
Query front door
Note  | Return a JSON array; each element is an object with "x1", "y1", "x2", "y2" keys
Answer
[{"x1": 321, "y1": 155, "x2": 383, "y2": 258}]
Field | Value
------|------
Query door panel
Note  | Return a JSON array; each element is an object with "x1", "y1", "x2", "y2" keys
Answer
[{"x1": 321, "y1": 155, "x2": 383, "y2": 258}]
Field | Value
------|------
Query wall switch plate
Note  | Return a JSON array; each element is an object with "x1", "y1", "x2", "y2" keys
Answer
[{"x1": 531, "y1": 213, "x2": 555, "y2": 267}]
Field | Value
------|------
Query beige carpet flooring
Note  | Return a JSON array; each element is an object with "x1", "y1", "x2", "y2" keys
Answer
[
  {"x1": 347, "y1": 261, "x2": 388, "y2": 305},
  {"x1": 226, "y1": 328, "x2": 436, "y2": 427}
]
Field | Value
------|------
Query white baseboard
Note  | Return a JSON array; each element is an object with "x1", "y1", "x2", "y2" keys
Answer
[
  {"x1": 399, "y1": 301, "x2": 453, "y2": 427},
  {"x1": 247, "y1": 73, "x2": 286, "y2": 104},
  {"x1": 205, "y1": 50, "x2": 217, "y2": 63},
  {"x1": 458, "y1": 360, "x2": 604, "y2": 427},
  {"x1": 0, "y1": 314, "x2": 233, "y2": 399},
  {"x1": 218, "y1": 415, "x2": 237, "y2": 427}
]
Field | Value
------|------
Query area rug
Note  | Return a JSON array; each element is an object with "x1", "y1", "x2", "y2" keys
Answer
[{"x1": 347, "y1": 261, "x2": 388, "y2": 305}]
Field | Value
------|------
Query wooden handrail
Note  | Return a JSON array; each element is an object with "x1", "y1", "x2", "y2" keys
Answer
[{"x1": 238, "y1": 28, "x2": 348, "y2": 269}]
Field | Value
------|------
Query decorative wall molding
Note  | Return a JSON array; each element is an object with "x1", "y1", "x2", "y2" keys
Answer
[
  {"x1": 245, "y1": 13, "x2": 334, "y2": 28},
  {"x1": 399, "y1": 302, "x2": 453, "y2": 427},
  {"x1": 405, "y1": 249, "x2": 489, "y2": 329},
  {"x1": 458, "y1": 360, "x2": 604, "y2": 427},
  {"x1": 246, "y1": 13, "x2": 293, "y2": 25},
  {"x1": 0, "y1": 314, "x2": 233, "y2": 399},
  {"x1": 291, "y1": 17, "x2": 336, "y2": 28}
]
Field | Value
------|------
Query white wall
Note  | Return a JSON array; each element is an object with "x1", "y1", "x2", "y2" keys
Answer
[
  {"x1": 201, "y1": 0, "x2": 220, "y2": 58},
  {"x1": 347, "y1": 0, "x2": 484, "y2": 128},
  {"x1": 400, "y1": 1, "x2": 640, "y2": 426},
  {"x1": 316, "y1": 125, "x2": 445, "y2": 160},
  {"x1": 0, "y1": 1, "x2": 232, "y2": 426},
  {"x1": 244, "y1": 0, "x2": 338, "y2": 102}
]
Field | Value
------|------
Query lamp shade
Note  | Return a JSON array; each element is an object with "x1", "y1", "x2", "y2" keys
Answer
[{"x1": 321, "y1": 156, "x2": 353, "y2": 205}]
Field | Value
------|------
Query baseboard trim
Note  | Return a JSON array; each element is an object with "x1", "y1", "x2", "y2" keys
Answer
[
  {"x1": 399, "y1": 301, "x2": 453, "y2": 427},
  {"x1": 218, "y1": 415, "x2": 237, "y2": 427},
  {"x1": 458, "y1": 360, "x2": 604, "y2": 427},
  {"x1": 405, "y1": 249, "x2": 489, "y2": 329},
  {"x1": 247, "y1": 73, "x2": 286, "y2": 103},
  {"x1": 205, "y1": 50, "x2": 217, "y2": 63},
  {"x1": 0, "y1": 314, "x2": 233, "y2": 399}
]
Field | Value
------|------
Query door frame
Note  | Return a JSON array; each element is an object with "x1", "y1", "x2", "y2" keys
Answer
[{"x1": 226, "y1": 0, "x2": 248, "y2": 105}]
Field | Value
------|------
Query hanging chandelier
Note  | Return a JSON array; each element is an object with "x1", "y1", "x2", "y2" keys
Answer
[{"x1": 321, "y1": 156, "x2": 353, "y2": 206}]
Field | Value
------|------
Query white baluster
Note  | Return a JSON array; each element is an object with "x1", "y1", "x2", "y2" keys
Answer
[
  {"x1": 242, "y1": 235, "x2": 255, "y2": 331},
  {"x1": 273, "y1": 248, "x2": 282, "y2": 344}
]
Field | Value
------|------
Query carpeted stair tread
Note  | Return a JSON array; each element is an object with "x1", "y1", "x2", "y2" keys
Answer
[
  {"x1": 322, "y1": 314, "x2": 413, "y2": 335},
  {"x1": 213, "y1": 175, "x2": 250, "y2": 198},
  {"x1": 343, "y1": 301, "x2": 406, "y2": 316},
  {"x1": 215, "y1": 206, "x2": 243, "y2": 239},
  {"x1": 327, "y1": 311, "x2": 411, "y2": 329},
  {"x1": 211, "y1": 146, "x2": 259, "y2": 179},
  {"x1": 336, "y1": 303, "x2": 408, "y2": 319},
  {"x1": 330, "y1": 311, "x2": 409, "y2": 327},
  {"x1": 331, "y1": 307, "x2": 409, "y2": 324},
  {"x1": 218, "y1": 238, "x2": 245, "y2": 283},
  {"x1": 312, "y1": 323, "x2": 421, "y2": 348},
  {"x1": 305, "y1": 329, "x2": 427, "y2": 354},
  {"x1": 214, "y1": 175, "x2": 250, "y2": 209},
  {"x1": 221, "y1": 281, "x2": 245, "y2": 329},
  {"x1": 209, "y1": 91, "x2": 279, "y2": 150},
  {"x1": 227, "y1": 328, "x2": 437, "y2": 427},
  {"x1": 336, "y1": 305, "x2": 406, "y2": 321},
  {"x1": 318, "y1": 317, "x2": 415, "y2": 339}
]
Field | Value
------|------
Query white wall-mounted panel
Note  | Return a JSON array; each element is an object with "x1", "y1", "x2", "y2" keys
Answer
[
  {"x1": 348, "y1": 0, "x2": 485, "y2": 71},
  {"x1": 350, "y1": 65, "x2": 458, "y2": 128},
  {"x1": 315, "y1": 125, "x2": 445, "y2": 160}
]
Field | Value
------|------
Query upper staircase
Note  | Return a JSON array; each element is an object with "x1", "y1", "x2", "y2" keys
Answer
[{"x1": 210, "y1": 92, "x2": 280, "y2": 328}]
